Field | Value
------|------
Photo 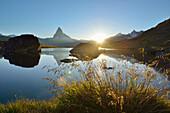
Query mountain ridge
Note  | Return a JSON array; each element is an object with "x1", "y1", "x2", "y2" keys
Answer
[
  {"x1": 104, "y1": 30, "x2": 143, "y2": 43},
  {"x1": 109, "y1": 18, "x2": 170, "y2": 48}
]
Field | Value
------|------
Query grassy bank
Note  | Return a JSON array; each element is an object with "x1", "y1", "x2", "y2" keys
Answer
[
  {"x1": 40, "y1": 44, "x2": 59, "y2": 48},
  {"x1": 0, "y1": 61, "x2": 169, "y2": 113}
]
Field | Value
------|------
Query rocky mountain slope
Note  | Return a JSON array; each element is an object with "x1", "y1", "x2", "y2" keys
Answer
[{"x1": 109, "y1": 18, "x2": 170, "y2": 48}]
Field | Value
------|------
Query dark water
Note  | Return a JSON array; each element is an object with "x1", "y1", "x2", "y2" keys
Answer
[{"x1": 0, "y1": 48, "x2": 168, "y2": 104}]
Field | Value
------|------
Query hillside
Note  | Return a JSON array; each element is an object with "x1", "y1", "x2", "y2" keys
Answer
[{"x1": 108, "y1": 18, "x2": 170, "y2": 49}]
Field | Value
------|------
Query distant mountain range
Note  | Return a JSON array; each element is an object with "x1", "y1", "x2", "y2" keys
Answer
[
  {"x1": 0, "y1": 33, "x2": 16, "y2": 38},
  {"x1": 104, "y1": 30, "x2": 143, "y2": 43},
  {"x1": 0, "y1": 34, "x2": 12, "y2": 41},
  {"x1": 0, "y1": 28, "x2": 88, "y2": 47},
  {"x1": 107, "y1": 18, "x2": 170, "y2": 48},
  {"x1": 39, "y1": 27, "x2": 87, "y2": 47},
  {"x1": 8, "y1": 34, "x2": 16, "y2": 37}
]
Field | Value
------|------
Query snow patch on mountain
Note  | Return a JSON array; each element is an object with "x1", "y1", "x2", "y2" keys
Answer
[
  {"x1": 129, "y1": 30, "x2": 143, "y2": 38},
  {"x1": 104, "y1": 30, "x2": 143, "y2": 43},
  {"x1": 8, "y1": 34, "x2": 16, "y2": 37}
]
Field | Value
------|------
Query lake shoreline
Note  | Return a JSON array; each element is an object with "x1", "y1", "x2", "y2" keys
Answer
[{"x1": 102, "y1": 48, "x2": 170, "y2": 78}]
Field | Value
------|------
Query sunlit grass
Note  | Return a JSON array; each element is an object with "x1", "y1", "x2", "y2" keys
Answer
[{"x1": 44, "y1": 59, "x2": 169, "y2": 112}]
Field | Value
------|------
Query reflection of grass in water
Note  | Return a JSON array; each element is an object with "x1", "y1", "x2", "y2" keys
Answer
[{"x1": 0, "y1": 60, "x2": 169, "y2": 112}]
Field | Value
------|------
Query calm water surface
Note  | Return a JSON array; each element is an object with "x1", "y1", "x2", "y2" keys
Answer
[{"x1": 0, "y1": 48, "x2": 167, "y2": 103}]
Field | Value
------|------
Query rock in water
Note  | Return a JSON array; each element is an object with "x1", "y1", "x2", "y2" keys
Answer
[
  {"x1": 2, "y1": 34, "x2": 40, "y2": 53},
  {"x1": 60, "y1": 58, "x2": 78, "y2": 63},
  {"x1": 70, "y1": 43, "x2": 100, "y2": 60}
]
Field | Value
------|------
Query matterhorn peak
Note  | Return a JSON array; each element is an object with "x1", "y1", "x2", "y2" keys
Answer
[
  {"x1": 52, "y1": 27, "x2": 72, "y2": 41},
  {"x1": 53, "y1": 27, "x2": 64, "y2": 38},
  {"x1": 56, "y1": 27, "x2": 63, "y2": 33}
]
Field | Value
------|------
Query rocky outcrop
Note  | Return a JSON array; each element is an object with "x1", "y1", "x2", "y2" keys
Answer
[
  {"x1": 60, "y1": 58, "x2": 78, "y2": 63},
  {"x1": 2, "y1": 34, "x2": 40, "y2": 53},
  {"x1": 0, "y1": 34, "x2": 41, "y2": 68},
  {"x1": 70, "y1": 43, "x2": 100, "y2": 60},
  {"x1": 143, "y1": 46, "x2": 157, "y2": 54}
]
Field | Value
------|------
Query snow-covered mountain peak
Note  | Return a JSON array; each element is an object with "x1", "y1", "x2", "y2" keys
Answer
[
  {"x1": 53, "y1": 27, "x2": 71, "y2": 40},
  {"x1": 116, "y1": 33, "x2": 123, "y2": 36},
  {"x1": 56, "y1": 27, "x2": 63, "y2": 33},
  {"x1": 104, "y1": 30, "x2": 144, "y2": 43},
  {"x1": 8, "y1": 34, "x2": 16, "y2": 37},
  {"x1": 39, "y1": 27, "x2": 85, "y2": 47},
  {"x1": 53, "y1": 27, "x2": 64, "y2": 37},
  {"x1": 129, "y1": 30, "x2": 143, "y2": 38},
  {"x1": 131, "y1": 30, "x2": 137, "y2": 34}
]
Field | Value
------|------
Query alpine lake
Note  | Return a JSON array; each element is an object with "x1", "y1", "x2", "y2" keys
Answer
[{"x1": 0, "y1": 48, "x2": 169, "y2": 104}]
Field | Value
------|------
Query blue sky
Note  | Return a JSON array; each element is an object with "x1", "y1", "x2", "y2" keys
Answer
[{"x1": 0, "y1": 0, "x2": 169, "y2": 40}]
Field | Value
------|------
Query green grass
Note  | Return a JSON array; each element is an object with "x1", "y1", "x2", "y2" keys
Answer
[
  {"x1": 0, "y1": 99, "x2": 60, "y2": 113},
  {"x1": 0, "y1": 60, "x2": 169, "y2": 113}
]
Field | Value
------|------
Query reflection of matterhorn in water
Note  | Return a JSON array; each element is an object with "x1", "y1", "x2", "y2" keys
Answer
[{"x1": 41, "y1": 48, "x2": 76, "y2": 65}]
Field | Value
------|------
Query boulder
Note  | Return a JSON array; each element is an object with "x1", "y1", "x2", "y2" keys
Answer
[
  {"x1": 156, "y1": 51, "x2": 166, "y2": 57},
  {"x1": 166, "y1": 47, "x2": 170, "y2": 53},
  {"x1": 2, "y1": 34, "x2": 40, "y2": 53},
  {"x1": 60, "y1": 58, "x2": 78, "y2": 63},
  {"x1": 70, "y1": 43, "x2": 100, "y2": 60},
  {"x1": 143, "y1": 46, "x2": 157, "y2": 54}
]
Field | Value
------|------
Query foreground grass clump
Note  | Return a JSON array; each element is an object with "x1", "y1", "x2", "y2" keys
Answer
[
  {"x1": 56, "y1": 82, "x2": 169, "y2": 113},
  {"x1": 45, "y1": 60, "x2": 169, "y2": 112},
  {"x1": 0, "y1": 60, "x2": 169, "y2": 113}
]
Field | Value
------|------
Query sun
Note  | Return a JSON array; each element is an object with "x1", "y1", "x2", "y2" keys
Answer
[{"x1": 92, "y1": 33, "x2": 107, "y2": 43}]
